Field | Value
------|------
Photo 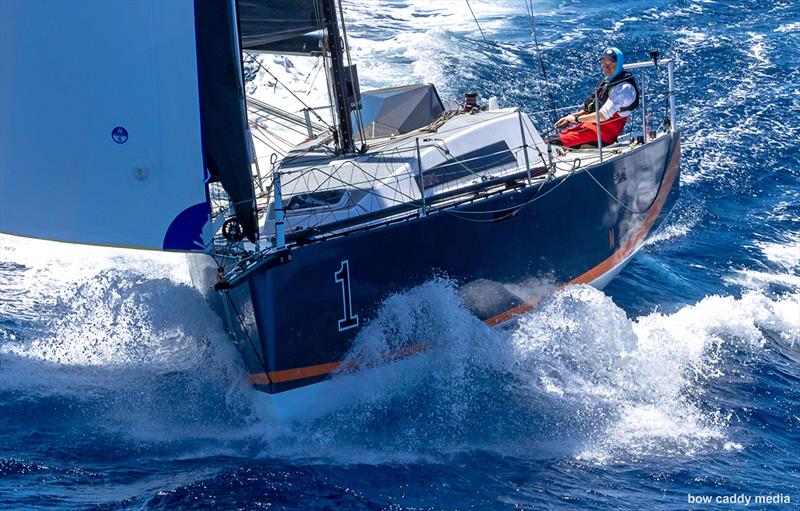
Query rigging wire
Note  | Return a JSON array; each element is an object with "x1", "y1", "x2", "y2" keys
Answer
[
  {"x1": 244, "y1": 52, "x2": 335, "y2": 132},
  {"x1": 303, "y1": 56, "x2": 325, "y2": 95},
  {"x1": 249, "y1": 122, "x2": 292, "y2": 156},
  {"x1": 248, "y1": 111, "x2": 311, "y2": 138},
  {"x1": 337, "y1": 0, "x2": 368, "y2": 151},
  {"x1": 464, "y1": 0, "x2": 488, "y2": 44},
  {"x1": 524, "y1": 0, "x2": 558, "y2": 129},
  {"x1": 249, "y1": 128, "x2": 284, "y2": 156}
]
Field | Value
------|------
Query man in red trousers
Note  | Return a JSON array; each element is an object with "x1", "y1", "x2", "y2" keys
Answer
[{"x1": 552, "y1": 47, "x2": 640, "y2": 148}]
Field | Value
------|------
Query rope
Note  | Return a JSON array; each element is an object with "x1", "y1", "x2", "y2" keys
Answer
[
  {"x1": 582, "y1": 163, "x2": 663, "y2": 215},
  {"x1": 442, "y1": 168, "x2": 571, "y2": 222}
]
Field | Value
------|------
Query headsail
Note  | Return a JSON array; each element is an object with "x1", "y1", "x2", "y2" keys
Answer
[{"x1": 0, "y1": 0, "x2": 258, "y2": 250}]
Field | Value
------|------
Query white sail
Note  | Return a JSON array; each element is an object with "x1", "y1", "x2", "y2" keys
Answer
[{"x1": 0, "y1": 0, "x2": 209, "y2": 251}]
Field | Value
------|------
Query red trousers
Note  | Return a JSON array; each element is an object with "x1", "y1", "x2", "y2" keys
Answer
[{"x1": 558, "y1": 113, "x2": 628, "y2": 147}]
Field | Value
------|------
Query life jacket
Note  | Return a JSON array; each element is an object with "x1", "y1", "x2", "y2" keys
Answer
[{"x1": 583, "y1": 70, "x2": 640, "y2": 114}]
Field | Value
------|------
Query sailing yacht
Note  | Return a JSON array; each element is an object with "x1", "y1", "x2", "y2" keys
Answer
[{"x1": 0, "y1": 1, "x2": 680, "y2": 417}]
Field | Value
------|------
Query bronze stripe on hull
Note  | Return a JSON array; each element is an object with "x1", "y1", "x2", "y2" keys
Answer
[
  {"x1": 485, "y1": 138, "x2": 680, "y2": 326},
  {"x1": 248, "y1": 139, "x2": 681, "y2": 387},
  {"x1": 250, "y1": 361, "x2": 341, "y2": 385},
  {"x1": 248, "y1": 344, "x2": 427, "y2": 386}
]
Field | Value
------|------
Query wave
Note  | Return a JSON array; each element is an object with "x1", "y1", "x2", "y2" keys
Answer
[
  {"x1": 3, "y1": 258, "x2": 797, "y2": 467},
  {"x1": 757, "y1": 232, "x2": 800, "y2": 272},
  {"x1": 726, "y1": 232, "x2": 800, "y2": 294},
  {"x1": 259, "y1": 281, "x2": 799, "y2": 465},
  {"x1": 0, "y1": 263, "x2": 257, "y2": 445}
]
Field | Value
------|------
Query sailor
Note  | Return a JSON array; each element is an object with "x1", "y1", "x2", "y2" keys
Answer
[{"x1": 551, "y1": 47, "x2": 640, "y2": 148}]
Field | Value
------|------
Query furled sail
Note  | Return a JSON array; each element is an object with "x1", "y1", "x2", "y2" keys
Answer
[{"x1": 238, "y1": 0, "x2": 322, "y2": 54}]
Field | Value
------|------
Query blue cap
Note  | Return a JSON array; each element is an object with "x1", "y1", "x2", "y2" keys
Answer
[{"x1": 602, "y1": 47, "x2": 624, "y2": 81}]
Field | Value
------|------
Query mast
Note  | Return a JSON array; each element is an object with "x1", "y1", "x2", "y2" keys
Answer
[{"x1": 318, "y1": 0, "x2": 355, "y2": 154}]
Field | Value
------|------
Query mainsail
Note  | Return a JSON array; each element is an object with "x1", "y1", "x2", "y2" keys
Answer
[
  {"x1": 239, "y1": 0, "x2": 358, "y2": 154},
  {"x1": 238, "y1": 0, "x2": 322, "y2": 55}
]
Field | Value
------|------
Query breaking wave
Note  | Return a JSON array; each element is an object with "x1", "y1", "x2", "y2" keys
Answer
[
  {"x1": 290, "y1": 281, "x2": 798, "y2": 464},
  {"x1": 3, "y1": 250, "x2": 796, "y2": 467}
]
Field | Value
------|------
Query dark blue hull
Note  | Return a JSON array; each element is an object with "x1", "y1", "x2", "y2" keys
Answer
[{"x1": 220, "y1": 133, "x2": 681, "y2": 394}]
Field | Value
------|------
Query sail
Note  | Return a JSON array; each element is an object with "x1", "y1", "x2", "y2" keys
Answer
[
  {"x1": 0, "y1": 0, "x2": 263, "y2": 250},
  {"x1": 0, "y1": 1, "x2": 211, "y2": 251},
  {"x1": 238, "y1": 0, "x2": 322, "y2": 54},
  {"x1": 195, "y1": 0, "x2": 258, "y2": 242}
]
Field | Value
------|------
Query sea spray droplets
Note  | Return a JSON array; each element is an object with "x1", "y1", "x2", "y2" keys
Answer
[
  {"x1": 0, "y1": 268, "x2": 256, "y2": 437},
  {"x1": 508, "y1": 283, "x2": 724, "y2": 463},
  {"x1": 3, "y1": 270, "x2": 793, "y2": 465},
  {"x1": 339, "y1": 277, "x2": 489, "y2": 373},
  {"x1": 504, "y1": 285, "x2": 697, "y2": 450},
  {"x1": 2, "y1": 270, "x2": 211, "y2": 370},
  {"x1": 292, "y1": 278, "x2": 505, "y2": 458},
  {"x1": 267, "y1": 283, "x2": 797, "y2": 465},
  {"x1": 317, "y1": 283, "x2": 796, "y2": 464},
  {"x1": 580, "y1": 290, "x2": 800, "y2": 462}
]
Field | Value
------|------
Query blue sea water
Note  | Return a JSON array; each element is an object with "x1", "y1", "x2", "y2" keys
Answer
[{"x1": 1, "y1": 0, "x2": 799, "y2": 509}]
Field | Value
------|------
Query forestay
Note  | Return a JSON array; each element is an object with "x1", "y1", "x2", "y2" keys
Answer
[{"x1": 0, "y1": 1, "x2": 209, "y2": 251}]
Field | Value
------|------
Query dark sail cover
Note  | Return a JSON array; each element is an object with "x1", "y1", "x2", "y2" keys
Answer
[
  {"x1": 238, "y1": 0, "x2": 322, "y2": 54},
  {"x1": 358, "y1": 84, "x2": 445, "y2": 139},
  {"x1": 194, "y1": 0, "x2": 258, "y2": 241}
]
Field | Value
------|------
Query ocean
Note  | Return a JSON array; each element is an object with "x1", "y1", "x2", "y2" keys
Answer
[{"x1": 1, "y1": 0, "x2": 798, "y2": 509}]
